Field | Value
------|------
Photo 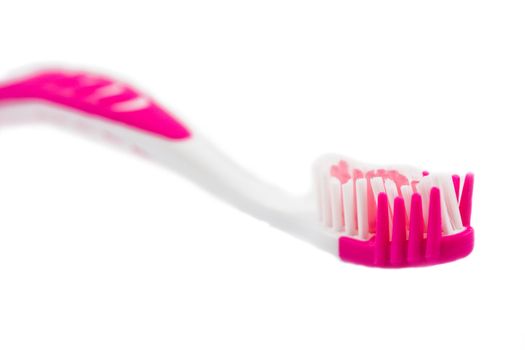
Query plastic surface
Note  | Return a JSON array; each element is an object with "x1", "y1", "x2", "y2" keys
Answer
[{"x1": 0, "y1": 69, "x2": 191, "y2": 139}]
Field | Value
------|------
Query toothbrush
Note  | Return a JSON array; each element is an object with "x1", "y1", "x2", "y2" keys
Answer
[{"x1": 0, "y1": 68, "x2": 474, "y2": 268}]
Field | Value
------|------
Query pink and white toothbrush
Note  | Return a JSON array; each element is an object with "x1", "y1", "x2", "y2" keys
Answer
[{"x1": 0, "y1": 67, "x2": 474, "y2": 268}]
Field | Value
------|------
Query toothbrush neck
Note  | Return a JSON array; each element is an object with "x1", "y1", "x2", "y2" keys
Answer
[
  {"x1": 0, "y1": 101, "x2": 304, "y2": 224},
  {"x1": 160, "y1": 136, "x2": 303, "y2": 219}
]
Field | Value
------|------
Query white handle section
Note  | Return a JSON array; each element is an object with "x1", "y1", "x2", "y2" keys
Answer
[{"x1": 0, "y1": 101, "x2": 338, "y2": 254}]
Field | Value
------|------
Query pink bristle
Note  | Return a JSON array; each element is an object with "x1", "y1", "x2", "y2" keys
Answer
[
  {"x1": 425, "y1": 187, "x2": 442, "y2": 260},
  {"x1": 390, "y1": 197, "x2": 407, "y2": 266},
  {"x1": 374, "y1": 192, "x2": 389, "y2": 266},
  {"x1": 459, "y1": 173, "x2": 474, "y2": 226},
  {"x1": 407, "y1": 193, "x2": 424, "y2": 263},
  {"x1": 330, "y1": 161, "x2": 351, "y2": 183},
  {"x1": 452, "y1": 175, "x2": 460, "y2": 200}
]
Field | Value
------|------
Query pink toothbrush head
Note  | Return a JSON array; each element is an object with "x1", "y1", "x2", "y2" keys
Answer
[
  {"x1": 315, "y1": 157, "x2": 474, "y2": 267},
  {"x1": 0, "y1": 67, "x2": 474, "y2": 268}
]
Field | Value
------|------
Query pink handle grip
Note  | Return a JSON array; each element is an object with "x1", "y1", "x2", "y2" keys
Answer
[{"x1": 0, "y1": 69, "x2": 191, "y2": 140}]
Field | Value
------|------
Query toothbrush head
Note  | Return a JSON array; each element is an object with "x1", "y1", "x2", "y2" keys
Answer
[{"x1": 315, "y1": 157, "x2": 474, "y2": 268}]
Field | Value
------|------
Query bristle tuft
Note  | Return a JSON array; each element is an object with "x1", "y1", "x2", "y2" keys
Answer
[
  {"x1": 426, "y1": 187, "x2": 442, "y2": 260},
  {"x1": 390, "y1": 197, "x2": 407, "y2": 266},
  {"x1": 374, "y1": 192, "x2": 389, "y2": 266},
  {"x1": 315, "y1": 159, "x2": 474, "y2": 257},
  {"x1": 408, "y1": 193, "x2": 424, "y2": 263},
  {"x1": 452, "y1": 175, "x2": 460, "y2": 200},
  {"x1": 439, "y1": 175, "x2": 462, "y2": 231},
  {"x1": 330, "y1": 178, "x2": 343, "y2": 232},
  {"x1": 400, "y1": 185, "x2": 413, "y2": 218},
  {"x1": 342, "y1": 180, "x2": 356, "y2": 235},
  {"x1": 459, "y1": 173, "x2": 474, "y2": 226},
  {"x1": 355, "y1": 178, "x2": 369, "y2": 239}
]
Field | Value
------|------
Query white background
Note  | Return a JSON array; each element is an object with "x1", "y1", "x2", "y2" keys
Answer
[{"x1": 0, "y1": 1, "x2": 524, "y2": 349}]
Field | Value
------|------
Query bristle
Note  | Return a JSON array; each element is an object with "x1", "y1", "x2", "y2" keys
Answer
[
  {"x1": 384, "y1": 178, "x2": 399, "y2": 214},
  {"x1": 435, "y1": 176, "x2": 453, "y2": 235},
  {"x1": 320, "y1": 174, "x2": 332, "y2": 227},
  {"x1": 366, "y1": 175, "x2": 377, "y2": 232},
  {"x1": 400, "y1": 185, "x2": 413, "y2": 217},
  {"x1": 374, "y1": 192, "x2": 389, "y2": 266},
  {"x1": 426, "y1": 187, "x2": 442, "y2": 260},
  {"x1": 439, "y1": 175, "x2": 463, "y2": 231},
  {"x1": 408, "y1": 193, "x2": 424, "y2": 263},
  {"x1": 416, "y1": 176, "x2": 431, "y2": 227},
  {"x1": 390, "y1": 197, "x2": 407, "y2": 266},
  {"x1": 330, "y1": 178, "x2": 343, "y2": 232},
  {"x1": 342, "y1": 180, "x2": 356, "y2": 235},
  {"x1": 440, "y1": 194, "x2": 454, "y2": 235},
  {"x1": 370, "y1": 175, "x2": 386, "y2": 229},
  {"x1": 355, "y1": 178, "x2": 369, "y2": 239},
  {"x1": 452, "y1": 174, "x2": 460, "y2": 200},
  {"x1": 371, "y1": 177, "x2": 386, "y2": 203},
  {"x1": 459, "y1": 173, "x2": 474, "y2": 226}
]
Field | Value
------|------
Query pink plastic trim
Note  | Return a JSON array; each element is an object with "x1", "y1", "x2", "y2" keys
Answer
[
  {"x1": 0, "y1": 70, "x2": 191, "y2": 139},
  {"x1": 459, "y1": 173, "x2": 474, "y2": 226},
  {"x1": 339, "y1": 184, "x2": 475, "y2": 268},
  {"x1": 339, "y1": 226, "x2": 474, "y2": 268}
]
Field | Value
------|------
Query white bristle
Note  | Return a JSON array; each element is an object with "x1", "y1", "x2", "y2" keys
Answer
[
  {"x1": 315, "y1": 158, "x2": 467, "y2": 240},
  {"x1": 439, "y1": 187, "x2": 454, "y2": 235},
  {"x1": 442, "y1": 204, "x2": 454, "y2": 234},
  {"x1": 355, "y1": 178, "x2": 369, "y2": 239},
  {"x1": 321, "y1": 174, "x2": 332, "y2": 227},
  {"x1": 317, "y1": 172, "x2": 326, "y2": 222},
  {"x1": 342, "y1": 180, "x2": 356, "y2": 235},
  {"x1": 416, "y1": 176, "x2": 431, "y2": 227},
  {"x1": 315, "y1": 171, "x2": 324, "y2": 221},
  {"x1": 439, "y1": 175, "x2": 463, "y2": 230},
  {"x1": 384, "y1": 178, "x2": 399, "y2": 212},
  {"x1": 371, "y1": 177, "x2": 386, "y2": 204},
  {"x1": 330, "y1": 178, "x2": 343, "y2": 232},
  {"x1": 400, "y1": 185, "x2": 413, "y2": 217}
]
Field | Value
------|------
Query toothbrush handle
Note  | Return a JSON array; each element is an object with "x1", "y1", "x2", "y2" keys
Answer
[
  {"x1": 0, "y1": 69, "x2": 191, "y2": 140},
  {"x1": 0, "y1": 69, "x2": 299, "y2": 219}
]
